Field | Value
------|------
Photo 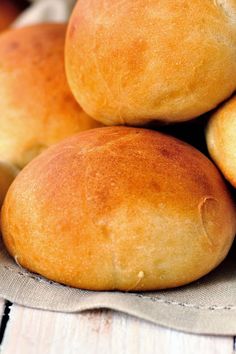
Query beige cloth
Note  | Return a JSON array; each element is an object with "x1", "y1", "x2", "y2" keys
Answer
[
  {"x1": 2, "y1": 0, "x2": 235, "y2": 336},
  {"x1": 13, "y1": 0, "x2": 77, "y2": 27}
]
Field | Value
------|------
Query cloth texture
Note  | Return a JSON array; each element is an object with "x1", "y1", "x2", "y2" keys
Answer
[{"x1": 0, "y1": 239, "x2": 236, "y2": 335}]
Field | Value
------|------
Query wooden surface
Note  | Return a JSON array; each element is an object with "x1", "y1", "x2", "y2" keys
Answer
[{"x1": 0, "y1": 302, "x2": 234, "y2": 354}]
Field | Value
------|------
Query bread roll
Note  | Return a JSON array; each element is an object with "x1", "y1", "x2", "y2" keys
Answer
[
  {"x1": 206, "y1": 95, "x2": 236, "y2": 187},
  {"x1": 0, "y1": 24, "x2": 100, "y2": 169},
  {"x1": 0, "y1": 0, "x2": 21, "y2": 32},
  {"x1": 2, "y1": 127, "x2": 235, "y2": 291},
  {"x1": 65, "y1": 0, "x2": 236, "y2": 126},
  {"x1": 0, "y1": 162, "x2": 18, "y2": 207}
]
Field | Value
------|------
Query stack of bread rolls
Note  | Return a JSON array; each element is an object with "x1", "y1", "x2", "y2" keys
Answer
[{"x1": 1, "y1": 0, "x2": 236, "y2": 291}]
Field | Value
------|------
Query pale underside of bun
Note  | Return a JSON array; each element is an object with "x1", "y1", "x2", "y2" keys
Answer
[
  {"x1": 2, "y1": 127, "x2": 235, "y2": 291},
  {"x1": 206, "y1": 95, "x2": 236, "y2": 187},
  {"x1": 65, "y1": 0, "x2": 236, "y2": 126}
]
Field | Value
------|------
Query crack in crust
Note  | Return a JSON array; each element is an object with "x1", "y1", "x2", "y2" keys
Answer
[
  {"x1": 199, "y1": 196, "x2": 218, "y2": 247},
  {"x1": 79, "y1": 132, "x2": 141, "y2": 155}
]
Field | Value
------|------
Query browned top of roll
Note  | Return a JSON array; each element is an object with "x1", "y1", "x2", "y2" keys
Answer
[
  {"x1": 66, "y1": 0, "x2": 236, "y2": 125},
  {"x1": 2, "y1": 127, "x2": 235, "y2": 291}
]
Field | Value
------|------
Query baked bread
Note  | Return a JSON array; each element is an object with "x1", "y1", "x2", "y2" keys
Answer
[
  {"x1": 0, "y1": 0, "x2": 21, "y2": 32},
  {"x1": 206, "y1": 95, "x2": 236, "y2": 187},
  {"x1": 0, "y1": 162, "x2": 17, "y2": 207},
  {"x1": 65, "y1": 0, "x2": 236, "y2": 126},
  {"x1": 2, "y1": 127, "x2": 235, "y2": 291},
  {"x1": 0, "y1": 23, "x2": 100, "y2": 169}
]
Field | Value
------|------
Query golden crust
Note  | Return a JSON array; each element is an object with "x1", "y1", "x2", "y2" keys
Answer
[
  {"x1": 0, "y1": 24, "x2": 101, "y2": 168},
  {"x1": 0, "y1": 161, "x2": 17, "y2": 208},
  {"x1": 65, "y1": 0, "x2": 236, "y2": 125},
  {"x1": 206, "y1": 95, "x2": 236, "y2": 187},
  {"x1": 0, "y1": 0, "x2": 21, "y2": 32},
  {"x1": 2, "y1": 127, "x2": 235, "y2": 291}
]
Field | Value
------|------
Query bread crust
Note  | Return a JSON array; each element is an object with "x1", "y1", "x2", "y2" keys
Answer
[
  {"x1": 65, "y1": 0, "x2": 236, "y2": 125},
  {"x1": 0, "y1": 24, "x2": 101, "y2": 168},
  {"x1": 2, "y1": 127, "x2": 235, "y2": 291},
  {"x1": 206, "y1": 95, "x2": 236, "y2": 187},
  {"x1": 0, "y1": 161, "x2": 17, "y2": 208},
  {"x1": 0, "y1": 0, "x2": 21, "y2": 32}
]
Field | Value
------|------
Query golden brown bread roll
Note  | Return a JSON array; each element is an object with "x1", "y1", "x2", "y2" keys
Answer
[
  {"x1": 65, "y1": 0, "x2": 236, "y2": 126},
  {"x1": 206, "y1": 95, "x2": 236, "y2": 187},
  {"x1": 0, "y1": 0, "x2": 21, "y2": 32},
  {"x1": 2, "y1": 127, "x2": 235, "y2": 291},
  {"x1": 0, "y1": 162, "x2": 17, "y2": 207},
  {"x1": 0, "y1": 23, "x2": 101, "y2": 169}
]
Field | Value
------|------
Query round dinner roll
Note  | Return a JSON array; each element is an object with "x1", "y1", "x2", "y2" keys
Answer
[
  {"x1": 0, "y1": 0, "x2": 21, "y2": 32},
  {"x1": 206, "y1": 95, "x2": 236, "y2": 187},
  {"x1": 2, "y1": 127, "x2": 236, "y2": 291},
  {"x1": 65, "y1": 0, "x2": 236, "y2": 126},
  {"x1": 0, "y1": 24, "x2": 100, "y2": 169},
  {"x1": 0, "y1": 162, "x2": 18, "y2": 208}
]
